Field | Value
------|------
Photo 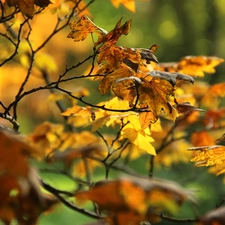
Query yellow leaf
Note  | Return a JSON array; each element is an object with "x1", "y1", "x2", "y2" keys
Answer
[
  {"x1": 121, "y1": 125, "x2": 155, "y2": 155},
  {"x1": 90, "y1": 115, "x2": 111, "y2": 131},
  {"x1": 61, "y1": 105, "x2": 91, "y2": 117},
  {"x1": 189, "y1": 145, "x2": 225, "y2": 175},
  {"x1": 111, "y1": 0, "x2": 136, "y2": 13}
]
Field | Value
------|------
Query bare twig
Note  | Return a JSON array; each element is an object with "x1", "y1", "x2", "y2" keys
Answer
[{"x1": 41, "y1": 179, "x2": 104, "y2": 219}]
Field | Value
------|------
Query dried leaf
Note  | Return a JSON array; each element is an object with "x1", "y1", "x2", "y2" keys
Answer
[
  {"x1": 174, "y1": 102, "x2": 205, "y2": 116},
  {"x1": 67, "y1": 15, "x2": 107, "y2": 42},
  {"x1": 95, "y1": 17, "x2": 132, "y2": 46}
]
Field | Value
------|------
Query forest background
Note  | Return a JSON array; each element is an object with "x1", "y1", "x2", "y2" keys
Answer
[{"x1": 0, "y1": 0, "x2": 225, "y2": 225}]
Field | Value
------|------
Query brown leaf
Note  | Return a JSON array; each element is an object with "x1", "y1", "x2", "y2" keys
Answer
[
  {"x1": 174, "y1": 102, "x2": 205, "y2": 115},
  {"x1": 6, "y1": 0, "x2": 35, "y2": 18},
  {"x1": 34, "y1": 0, "x2": 51, "y2": 7},
  {"x1": 95, "y1": 17, "x2": 132, "y2": 46}
]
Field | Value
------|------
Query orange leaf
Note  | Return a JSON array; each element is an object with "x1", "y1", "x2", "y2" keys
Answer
[
  {"x1": 0, "y1": 130, "x2": 33, "y2": 176},
  {"x1": 153, "y1": 56, "x2": 224, "y2": 77},
  {"x1": 75, "y1": 176, "x2": 195, "y2": 223},
  {"x1": 203, "y1": 108, "x2": 225, "y2": 129},
  {"x1": 191, "y1": 131, "x2": 215, "y2": 147}
]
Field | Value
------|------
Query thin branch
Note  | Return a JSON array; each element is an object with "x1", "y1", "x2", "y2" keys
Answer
[
  {"x1": 41, "y1": 179, "x2": 104, "y2": 219},
  {"x1": 216, "y1": 196, "x2": 225, "y2": 208},
  {"x1": 0, "y1": 113, "x2": 20, "y2": 132},
  {"x1": 158, "y1": 213, "x2": 198, "y2": 223}
]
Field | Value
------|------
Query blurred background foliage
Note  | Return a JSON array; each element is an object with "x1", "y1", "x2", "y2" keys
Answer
[{"x1": 0, "y1": 0, "x2": 225, "y2": 224}]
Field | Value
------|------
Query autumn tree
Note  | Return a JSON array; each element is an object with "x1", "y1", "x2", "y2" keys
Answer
[{"x1": 1, "y1": 1, "x2": 225, "y2": 225}]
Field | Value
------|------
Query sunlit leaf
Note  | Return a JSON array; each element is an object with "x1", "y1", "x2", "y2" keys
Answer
[
  {"x1": 121, "y1": 115, "x2": 155, "y2": 155},
  {"x1": 189, "y1": 145, "x2": 225, "y2": 175}
]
